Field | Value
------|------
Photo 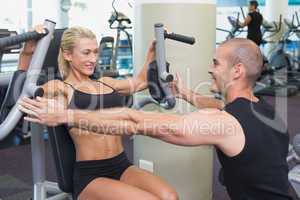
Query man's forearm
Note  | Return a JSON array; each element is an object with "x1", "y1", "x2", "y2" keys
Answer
[
  {"x1": 65, "y1": 107, "x2": 182, "y2": 139},
  {"x1": 67, "y1": 108, "x2": 138, "y2": 136},
  {"x1": 181, "y1": 89, "x2": 224, "y2": 109}
]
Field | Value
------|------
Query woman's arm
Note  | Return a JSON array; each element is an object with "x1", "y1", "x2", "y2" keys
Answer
[
  {"x1": 100, "y1": 41, "x2": 155, "y2": 95},
  {"x1": 18, "y1": 25, "x2": 46, "y2": 71},
  {"x1": 39, "y1": 80, "x2": 67, "y2": 99}
]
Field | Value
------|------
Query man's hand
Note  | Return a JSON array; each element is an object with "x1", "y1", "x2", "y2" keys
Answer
[
  {"x1": 18, "y1": 96, "x2": 69, "y2": 126},
  {"x1": 170, "y1": 73, "x2": 189, "y2": 99}
]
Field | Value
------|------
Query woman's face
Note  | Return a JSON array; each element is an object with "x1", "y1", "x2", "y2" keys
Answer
[{"x1": 64, "y1": 37, "x2": 99, "y2": 77}]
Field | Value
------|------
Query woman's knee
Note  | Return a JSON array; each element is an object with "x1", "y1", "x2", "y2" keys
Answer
[{"x1": 158, "y1": 188, "x2": 179, "y2": 200}]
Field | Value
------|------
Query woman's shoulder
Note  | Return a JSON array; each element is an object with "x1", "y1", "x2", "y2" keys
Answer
[
  {"x1": 42, "y1": 79, "x2": 65, "y2": 89},
  {"x1": 41, "y1": 79, "x2": 70, "y2": 96}
]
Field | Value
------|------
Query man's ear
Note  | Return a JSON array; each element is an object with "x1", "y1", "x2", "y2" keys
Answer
[
  {"x1": 233, "y1": 63, "x2": 244, "y2": 80},
  {"x1": 63, "y1": 50, "x2": 72, "y2": 62}
]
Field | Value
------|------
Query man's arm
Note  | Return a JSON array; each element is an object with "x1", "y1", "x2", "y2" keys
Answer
[
  {"x1": 171, "y1": 74, "x2": 224, "y2": 109},
  {"x1": 180, "y1": 88, "x2": 224, "y2": 110},
  {"x1": 19, "y1": 97, "x2": 242, "y2": 148},
  {"x1": 68, "y1": 107, "x2": 241, "y2": 147}
]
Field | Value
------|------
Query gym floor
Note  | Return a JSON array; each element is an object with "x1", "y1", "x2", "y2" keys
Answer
[{"x1": 0, "y1": 95, "x2": 300, "y2": 200}]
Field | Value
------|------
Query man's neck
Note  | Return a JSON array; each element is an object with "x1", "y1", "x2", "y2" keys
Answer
[{"x1": 224, "y1": 87, "x2": 258, "y2": 104}]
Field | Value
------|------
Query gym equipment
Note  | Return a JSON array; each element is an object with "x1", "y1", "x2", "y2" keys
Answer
[
  {"x1": 0, "y1": 29, "x2": 21, "y2": 67},
  {"x1": 132, "y1": 23, "x2": 195, "y2": 109},
  {"x1": 252, "y1": 15, "x2": 298, "y2": 96},
  {"x1": 0, "y1": 23, "x2": 50, "y2": 140},
  {"x1": 0, "y1": 20, "x2": 195, "y2": 198},
  {"x1": 108, "y1": 0, "x2": 132, "y2": 73},
  {"x1": 216, "y1": 7, "x2": 246, "y2": 43},
  {"x1": 0, "y1": 29, "x2": 22, "y2": 133},
  {"x1": 255, "y1": 12, "x2": 300, "y2": 96},
  {"x1": 282, "y1": 13, "x2": 300, "y2": 89},
  {"x1": 288, "y1": 134, "x2": 300, "y2": 198},
  {"x1": 0, "y1": 20, "x2": 72, "y2": 200},
  {"x1": 220, "y1": 8, "x2": 298, "y2": 97},
  {"x1": 95, "y1": 1, "x2": 133, "y2": 77}
]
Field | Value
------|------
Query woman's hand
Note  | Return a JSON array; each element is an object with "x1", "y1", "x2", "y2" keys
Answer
[
  {"x1": 18, "y1": 96, "x2": 68, "y2": 127},
  {"x1": 22, "y1": 24, "x2": 47, "y2": 55}
]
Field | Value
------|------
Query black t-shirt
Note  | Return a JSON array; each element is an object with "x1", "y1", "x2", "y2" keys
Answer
[
  {"x1": 247, "y1": 11, "x2": 263, "y2": 45},
  {"x1": 217, "y1": 97, "x2": 292, "y2": 200}
]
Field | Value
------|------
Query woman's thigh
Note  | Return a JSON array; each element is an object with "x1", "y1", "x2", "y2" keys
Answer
[
  {"x1": 79, "y1": 177, "x2": 160, "y2": 200},
  {"x1": 120, "y1": 166, "x2": 178, "y2": 200}
]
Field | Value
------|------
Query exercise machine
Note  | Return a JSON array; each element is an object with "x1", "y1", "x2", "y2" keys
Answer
[
  {"x1": 108, "y1": 0, "x2": 132, "y2": 75},
  {"x1": 132, "y1": 23, "x2": 195, "y2": 109},
  {"x1": 0, "y1": 20, "x2": 195, "y2": 200},
  {"x1": 216, "y1": 10, "x2": 245, "y2": 43},
  {"x1": 0, "y1": 21, "x2": 195, "y2": 199},
  {"x1": 287, "y1": 134, "x2": 300, "y2": 198},
  {"x1": 282, "y1": 12, "x2": 300, "y2": 89},
  {"x1": 254, "y1": 15, "x2": 299, "y2": 97},
  {"x1": 0, "y1": 19, "x2": 72, "y2": 200}
]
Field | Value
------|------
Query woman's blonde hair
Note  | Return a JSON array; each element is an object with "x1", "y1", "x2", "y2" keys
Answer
[{"x1": 58, "y1": 26, "x2": 96, "y2": 80}]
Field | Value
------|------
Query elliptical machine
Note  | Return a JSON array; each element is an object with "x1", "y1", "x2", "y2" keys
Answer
[
  {"x1": 216, "y1": 8, "x2": 246, "y2": 43},
  {"x1": 282, "y1": 12, "x2": 300, "y2": 89},
  {"x1": 96, "y1": 0, "x2": 133, "y2": 78},
  {"x1": 238, "y1": 7, "x2": 298, "y2": 96},
  {"x1": 254, "y1": 14, "x2": 298, "y2": 97}
]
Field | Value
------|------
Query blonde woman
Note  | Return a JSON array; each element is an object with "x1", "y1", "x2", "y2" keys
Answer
[{"x1": 21, "y1": 26, "x2": 178, "y2": 200}]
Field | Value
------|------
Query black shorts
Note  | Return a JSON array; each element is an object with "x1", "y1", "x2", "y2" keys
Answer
[{"x1": 73, "y1": 151, "x2": 132, "y2": 199}]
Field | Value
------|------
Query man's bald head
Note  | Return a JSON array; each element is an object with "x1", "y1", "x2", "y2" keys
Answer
[{"x1": 219, "y1": 38, "x2": 263, "y2": 86}]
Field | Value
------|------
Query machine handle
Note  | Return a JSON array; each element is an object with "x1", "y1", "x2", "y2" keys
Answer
[{"x1": 0, "y1": 29, "x2": 49, "y2": 50}]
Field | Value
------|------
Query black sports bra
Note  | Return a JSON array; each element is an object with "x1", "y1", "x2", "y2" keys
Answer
[{"x1": 63, "y1": 80, "x2": 127, "y2": 110}]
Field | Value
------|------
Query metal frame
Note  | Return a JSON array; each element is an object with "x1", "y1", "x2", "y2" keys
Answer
[{"x1": 0, "y1": 19, "x2": 71, "y2": 200}]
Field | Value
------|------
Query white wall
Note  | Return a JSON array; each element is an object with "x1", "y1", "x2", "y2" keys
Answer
[{"x1": 133, "y1": 1, "x2": 216, "y2": 199}]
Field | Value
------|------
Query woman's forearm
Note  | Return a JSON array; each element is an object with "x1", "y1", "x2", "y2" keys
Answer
[{"x1": 18, "y1": 52, "x2": 33, "y2": 71}]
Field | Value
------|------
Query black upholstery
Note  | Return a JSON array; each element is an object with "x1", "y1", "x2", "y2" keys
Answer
[
  {"x1": 37, "y1": 28, "x2": 66, "y2": 85},
  {"x1": 147, "y1": 60, "x2": 170, "y2": 103},
  {"x1": 39, "y1": 28, "x2": 76, "y2": 193},
  {"x1": 0, "y1": 70, "x2": 26, "y2": 122},
  {"x1": 0, "y1": 70, "x2": 27, "y2": 149},
  {"x1": 48, "y1": 126, "x2": 75, "y2": 193}
]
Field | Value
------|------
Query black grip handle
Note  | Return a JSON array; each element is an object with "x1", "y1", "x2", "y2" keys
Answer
[
  {"x1": 0, "y1": 29, "x2": 49, "y2": 50},
  {"x1": 296, "y1": 12, "x2": 300, "y2": 26},
  {"x1": 164, "y1": 32, "x2": 195, "y2": 45},
  {"x1": 34, "y1": 87, "x2": 45, "y2": 98}
]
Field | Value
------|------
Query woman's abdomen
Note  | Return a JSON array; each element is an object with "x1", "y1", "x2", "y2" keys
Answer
[{"x1": 69, "y1": 128, "x2": 124, "y2": 161}]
